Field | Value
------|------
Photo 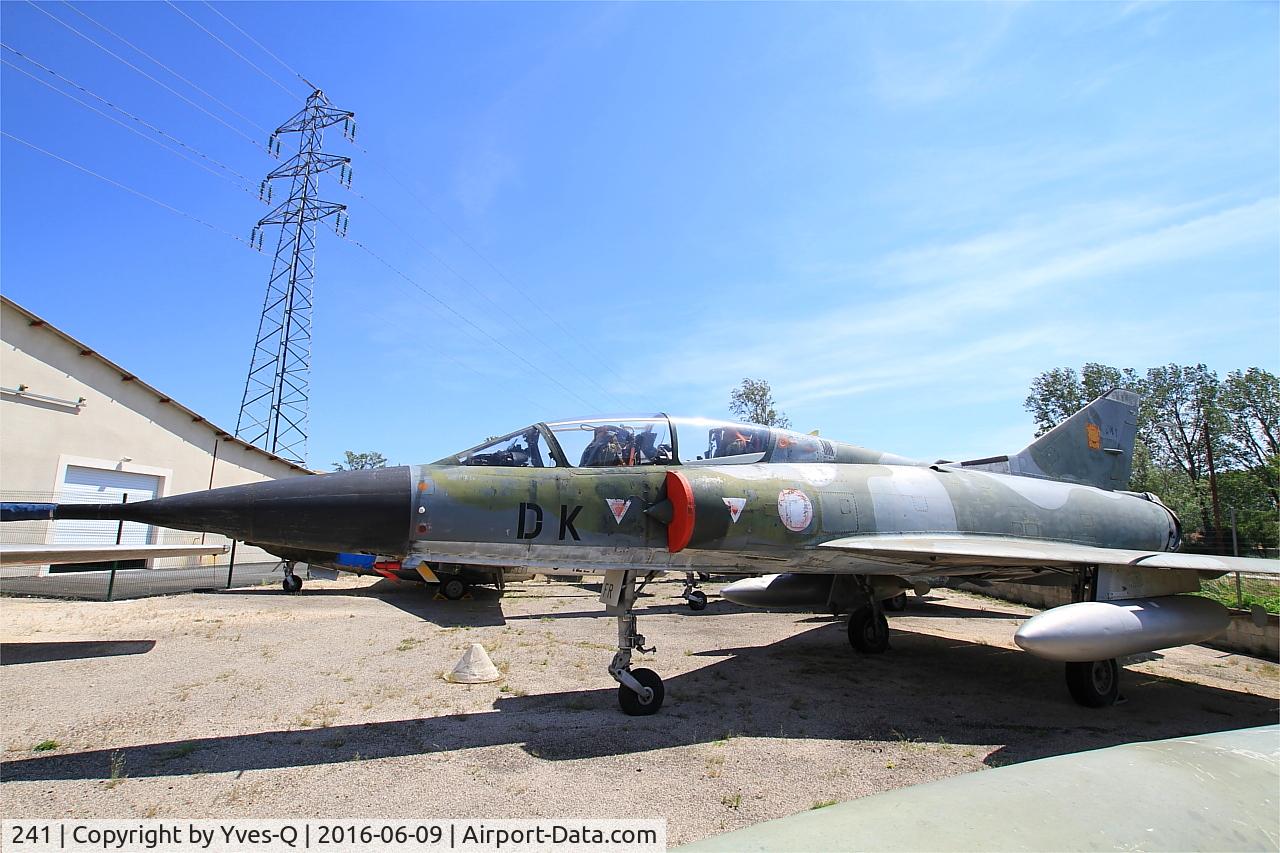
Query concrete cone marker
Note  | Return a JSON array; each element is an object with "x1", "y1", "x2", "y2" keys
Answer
[{"x1": 446, "y1": 642, "x2": 500, "y2": 683}]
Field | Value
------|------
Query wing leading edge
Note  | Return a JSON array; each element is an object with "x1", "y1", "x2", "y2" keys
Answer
[{"x1": 818, "y1": 535, "x2": 1280, "y2": 574}]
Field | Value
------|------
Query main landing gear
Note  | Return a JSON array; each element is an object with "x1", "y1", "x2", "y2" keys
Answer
[
  {"x1": 681, "y1": 572, "x2": 708, "y2": 611},
  {"x1": 440, "y1": 577, "x2": 469, "y2": 600},
  {"x1": 1062, "y1": 566, "x2": 1121, "y2": 708},
  {"x1": 608, "y1": 570, "x2": 665, "y2": 715},
  {"x1": 1065, "y1": 659, "x2": 1121, "y2": 707},
  {"x1": 847, "y1": 578, "x2": 889, "y2": 654},
  {"x1": 281, "y1": 561, "x2": 303, "y2": 593}
]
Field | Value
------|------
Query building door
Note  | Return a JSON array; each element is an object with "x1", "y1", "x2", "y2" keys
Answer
[{"x1": 50, "y1": 465, "x2": 162, "y2": 572}]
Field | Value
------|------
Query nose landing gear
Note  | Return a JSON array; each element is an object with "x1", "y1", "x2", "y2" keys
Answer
[
  {"x1": 281, "y1": 562, "x2": 304, "y2": 593},
  {"x1": 681, "y1": 572, "x2": 708, "y2": 611},
  {"x1": 605, "y1": 570, "x2": 665, "y2": 715}
]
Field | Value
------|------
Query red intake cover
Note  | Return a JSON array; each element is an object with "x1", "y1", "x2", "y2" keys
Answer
[{"x1": 665, "y1": 470, "x2": 695, "y2": 553}]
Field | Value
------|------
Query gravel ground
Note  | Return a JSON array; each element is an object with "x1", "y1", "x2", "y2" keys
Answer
[{"x1": 2, "y1": 577, "x2": 1277, "y2": 846}]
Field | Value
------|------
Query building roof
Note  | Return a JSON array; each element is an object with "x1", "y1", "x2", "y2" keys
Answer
[{"x1": 1, "y1": 295, "x2": 313, "y2": 475}]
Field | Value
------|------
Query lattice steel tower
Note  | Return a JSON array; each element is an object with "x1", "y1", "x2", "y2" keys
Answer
[{"x1": 236, "y1": 89, "x2": 355, "y2": 465}]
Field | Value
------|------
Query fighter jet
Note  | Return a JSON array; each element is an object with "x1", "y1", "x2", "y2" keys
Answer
[{"x1": 4, "y1": 390, "x2": 1275, "y2": 715}]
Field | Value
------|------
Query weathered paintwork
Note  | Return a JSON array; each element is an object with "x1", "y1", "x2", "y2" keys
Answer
[
  {"x1": 7, "y1": 389, "x2": 1274, "y2": 713},
  {"x1": 403, "y1": 461, "x2": 1177, "y2": 579}
]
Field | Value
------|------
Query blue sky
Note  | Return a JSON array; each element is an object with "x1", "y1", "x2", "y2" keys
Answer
[{"x1": 2, "y1": 1, "x2": 1276, "y2": 469}]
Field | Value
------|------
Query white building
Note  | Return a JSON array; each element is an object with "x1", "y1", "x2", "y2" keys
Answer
[{"x1": 0, "y1": 294, "x2": 311, "y2": 579}]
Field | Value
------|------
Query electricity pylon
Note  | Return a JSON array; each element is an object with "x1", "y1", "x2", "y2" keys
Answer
[{"x1": 235, "y1": 89, "x2": 354, "y2": 465}]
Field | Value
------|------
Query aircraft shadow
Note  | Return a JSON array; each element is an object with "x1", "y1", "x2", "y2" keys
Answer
[
  {"x1": 5, "y1": 622, "x2": 1274, "y2": 782},
  {"x1": 219, "y1": 579, "x2": 715, "y2": 627},
  {"x1": 886, "y1": 601, "x2": 1031, "y2": 620},
  {"x1": 219, "y1": 581, "x2": 512, "y2": 628},
  {"x1": 0, "y1": 640, "x2": 156, "y2": 665}
]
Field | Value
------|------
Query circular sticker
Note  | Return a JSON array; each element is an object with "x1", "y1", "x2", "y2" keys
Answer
[{"x1": 777, "y1": 488, "x2": 814, "y2": 532}]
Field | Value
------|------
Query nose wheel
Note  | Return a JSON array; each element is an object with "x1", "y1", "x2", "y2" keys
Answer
[
  {"x1": 681, "y1": 573, "x2": 708, "y2": 611},
  {"x1": 606, "y1": 571, "x2": 666, "y2": 715},
  {"x1": 281, "y1": 562, "x2": 303, "y2": 593},
  {"x1": 617, "y1": 667, "x2": 664, "y2": 715}
]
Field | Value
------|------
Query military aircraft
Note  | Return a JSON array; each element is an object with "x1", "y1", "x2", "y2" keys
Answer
[{"x1": 3, "y1": 390, "x2": 1275, "y2": 715}]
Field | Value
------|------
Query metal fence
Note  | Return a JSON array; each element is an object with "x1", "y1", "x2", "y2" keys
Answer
[{"x1": 1198, "y1": 573, "x2": 1280, "y2": 614}]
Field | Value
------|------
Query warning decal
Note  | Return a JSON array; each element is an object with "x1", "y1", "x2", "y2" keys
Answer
[
  {"x1": 605, "y1": 498, "x2": 632, "y2": 524},
  {"x1": 722, "y1": 497, "x2": 746, "y2": 523}
]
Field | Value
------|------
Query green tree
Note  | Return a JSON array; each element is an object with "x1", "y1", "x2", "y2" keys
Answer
[
  {"x1": 1023, "y1": 363, "x2": 1141, "y2": 436},
  {"x1": 1024, "y1": 363, "x2": 1280, "y2": 555},
  {"x1": 332, "y1": 450, "x2": 388, "y2": 471},
  {"x1": 1216, "y1": 469, "x2": 1280, "y2": 554},
  {"x1": 729, "y1": 378, "x2": 791, "y2": 428},
  {"x1": 1220, "y1": 368, "x2": 1280, "y2": 509},
  {"x1": 1141, "y1": 364, "x2": 1229, "y2": 546}
]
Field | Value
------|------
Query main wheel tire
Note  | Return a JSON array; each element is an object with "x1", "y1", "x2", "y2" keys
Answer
[
  {"x1": 1065, "y1": 659, "x2": 1120, "y2": 708},
  {"x1": 848, "y1": 607, "x2": 889, "y2": 653},
  {"x1": 441, "y1": 578, "x2": 468, "y2": 600},
  {"x1": 618, "y1": 668, "x2": 665, "y2": 716},
  {"x1": 282, "y1": 574, "x2": 302, "y2": 593},
  {"x1": 883, "y1": 592, "x2": 908, "y2": 612},
  {"x1": 687, "y1": 590, "x2": 708, "y2": 611}
]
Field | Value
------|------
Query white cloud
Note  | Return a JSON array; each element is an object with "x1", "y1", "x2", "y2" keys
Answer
[
  {"x1": 867, "y1": 5, "x2": 1021, "y2": 106},
  {"x1": 627, "y1": 194, "x2": 1278, "y2": 412}
]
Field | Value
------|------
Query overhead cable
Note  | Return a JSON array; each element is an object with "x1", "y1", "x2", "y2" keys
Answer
[
  {"x1": 1, "y1": 43, "x2": 256, "y2": 186},
  {"x1": 175, "y1": 8, "x2": 634, "y2": 409},
  {"x1": 357, "y1": 148, "x2": 639, "y2": 403},
  {"x1": 201, "y1": 1, "x2": 315, "y2": 91},
  {"x1": 162, "y1": 0, "x2": 301, "y2": 100},
  {"x1": 60, "y1": 0, "x2": 272, "y2": 137},
  {"x1": 346, "y1": 186, "x2": 630, "y2": 411},
  {"x1": 1, "y1": 130, "x2": 257, "y2": 248},
  {"x1": 2, "y1": 57, "x2": 260, "y2": 199},
  {"x1": 342, "y1": 236, "x2": 601, "y2": 412},
  {"x1": 23, "y1": 1, "x2": 269, "y2": 152}
]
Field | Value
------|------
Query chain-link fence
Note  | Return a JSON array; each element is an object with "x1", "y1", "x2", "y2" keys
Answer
[
  {"x1": 0, "y1": 490, "x2": 297, "y2": 600},
  {"x1": 1198, "y1": 573, "x2": 1280, "y2": 614}
]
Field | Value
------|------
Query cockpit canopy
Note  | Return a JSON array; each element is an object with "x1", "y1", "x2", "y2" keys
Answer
[{"x1": 443, "y1": 414, "x2": 882, "y2": 469}]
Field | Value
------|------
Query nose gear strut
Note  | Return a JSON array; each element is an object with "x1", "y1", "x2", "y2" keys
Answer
[
  {"x1": 681, "y1": 571, "x2": 708, "y2": 611},
  {"x1": 605, "y1": 570, "x2": 665, "y2": 715},
  {"x1": 281, "y1": 560, "x2": 303, "y2": 593}
]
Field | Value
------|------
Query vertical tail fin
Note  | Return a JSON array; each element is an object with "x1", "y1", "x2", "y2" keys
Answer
[{"x1": 960, "y1": 389, "x2": 1139, "y2": 490}]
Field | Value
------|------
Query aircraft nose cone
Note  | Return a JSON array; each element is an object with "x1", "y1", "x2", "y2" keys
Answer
[{"x1": 55, "y1": 466, "x2": 415, "y2": 555}]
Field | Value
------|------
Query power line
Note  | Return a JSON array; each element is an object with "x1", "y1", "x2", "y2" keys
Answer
[
  {"x1": 83, "y1": 3, "x2": 610, "y2": 415},
  {"x1": 1, "y1": 130, "x2": 550, "y2": 414},
  {"x1": 24, "y1": 0, "x2": 269, "y2": 152},
  {"x1": 162, "y1": 0, "x2": 301, "y2": 101},
  {"x1": 345, "y1": 185, "x2": 630, "y2": 411},
  {"x1": 168, "y1": 6, "x2": 635, "y2": 409},
  {"x1": 1, "y1": 130, "x2": 257, "y2": 248},
  {"x1": 356, "y1": 148, "x2": 639, "y2": 403},
  {"x1": 60, "y1": 0, "x2": 272, "y2": 137},
  {"x1": 342, "y1": 236, "x2": 600, "y2": 412},
  {"x1": 201, "y1": 1, "x2": 314, "y2": 91},
  {"x1": 1, "y1": 43, "x2": 257, "y2": 188},
  {"x1": 2, "y1": 57, "x2": 261, "y2": 199},
  {"x1": 236, "y1": 90, "x2": 354, "y2": 465}
]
